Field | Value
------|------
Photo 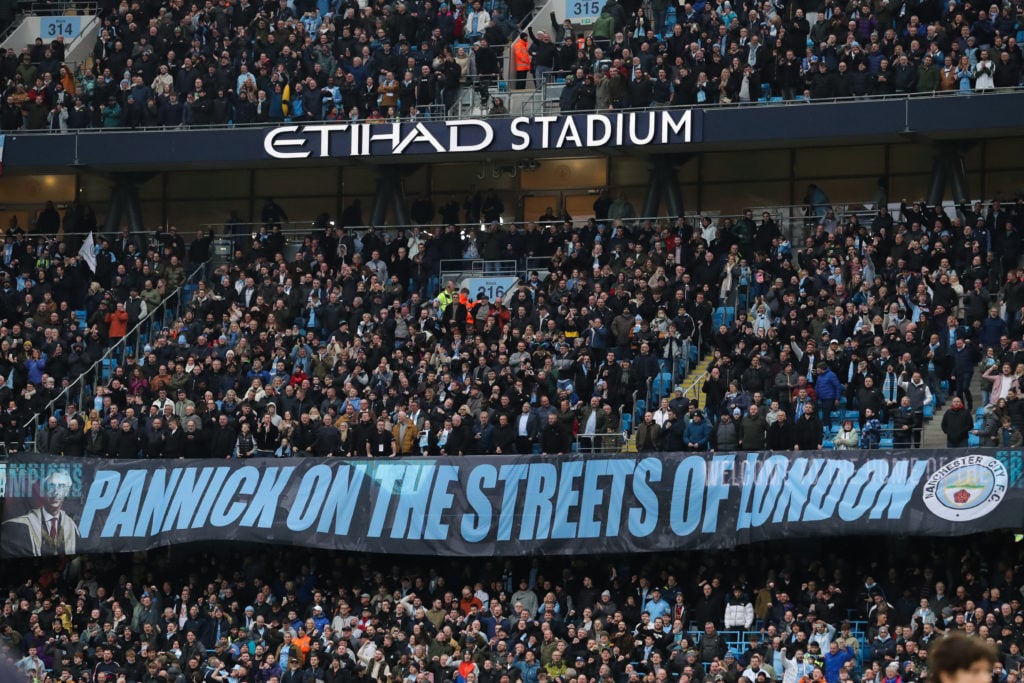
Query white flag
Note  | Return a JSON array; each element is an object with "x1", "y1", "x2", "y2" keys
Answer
[{"x1": 79, "y1": 231, "x2": 97, "y2": 273}]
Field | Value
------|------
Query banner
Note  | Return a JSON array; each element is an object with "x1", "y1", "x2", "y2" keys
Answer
[{"x1": 1, "y1": 450, "x2": 1021, "y2": 558}]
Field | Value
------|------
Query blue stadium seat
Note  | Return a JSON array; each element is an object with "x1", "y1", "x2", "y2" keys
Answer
[
  {"x1": 712, "y1": 307, "x2": 725, "y2": 329},
  {"x1": 879, "y1": 437, "x2": 894, "y2": 449},
  {"x1": 652, "y1": 372, "x2": 673, "y2": 399},
  {"x1": 822, "y1": 439, "x2": 833, "y2": 449},
  {"x1": 635, "y1": 399, "x2": 646, "y2": 416},
  {"x1": 923, "y1": 404, "x2": 934, "y2": 419}
]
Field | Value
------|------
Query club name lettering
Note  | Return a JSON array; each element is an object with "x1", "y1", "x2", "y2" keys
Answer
[{"x1": 263, "y1": 110, "x2": 694, "y2": 159}]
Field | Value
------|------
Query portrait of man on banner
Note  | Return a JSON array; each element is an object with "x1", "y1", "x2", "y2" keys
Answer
[{"x1": 1, "y1": 469, "x2": 80, "y2": 556}]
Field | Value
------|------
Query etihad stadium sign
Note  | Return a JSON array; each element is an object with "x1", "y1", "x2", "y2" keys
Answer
[{"x1": 262, "y1": 110, "x2": 699, "y2": 159}]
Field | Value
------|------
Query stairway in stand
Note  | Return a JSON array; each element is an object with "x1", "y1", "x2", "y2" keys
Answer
[
  {"x1": 921, "y1": 371, "x2": 984, "y2": 449},
  {"x1": 622, "y1": 353, "x2": 716, "y2": 452},
  {"x1": 678, "y1": 355, "x2": 716, "y2": 411}
]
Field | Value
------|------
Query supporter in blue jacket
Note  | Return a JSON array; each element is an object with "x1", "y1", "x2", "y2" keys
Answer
[
  {"x1": 683, "y1": 411, "x2": 711, "y2": 450},
  {"x1": 980, "y1": 308, "x2": 1008, "y2": 349},
  {"x1": 823, "y1": 642, "x2": 855, "y2": 683},
  {"x1": 814, "y1": 362, "x2": 842, "y2": 432}
]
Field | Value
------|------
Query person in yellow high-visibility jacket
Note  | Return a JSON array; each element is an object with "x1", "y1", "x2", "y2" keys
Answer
[{"x1": 435, "y1": 280, "x2": 457, "y2": 311}]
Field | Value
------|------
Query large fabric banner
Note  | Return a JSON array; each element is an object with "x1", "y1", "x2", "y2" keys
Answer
[{"x1": 1, "y1": 450, "x2": 1021, "y2": 558}]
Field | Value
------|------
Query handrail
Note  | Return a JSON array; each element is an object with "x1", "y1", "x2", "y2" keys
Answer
[
  {"x1": 23, "y1": 209, "x2": 794, "y2": 238},
  {"x1": 15, "y1": 202, "x2": 998, "y2": 242},
  {"x1": 15, "y1": 0, "x2": 98, "y2": 13},
  {"x1": 23, "y1": 260, "x2": 209, "y2": 438},
  {"x1": 4, "y1": 86, "x2": 1021, "y2": 134},
  {"x1": 680, "y1": 369, "x2": 707, "y2": 406},
  {"x1": 573, "y1": 430, "x2": 625, "y2": 453}
]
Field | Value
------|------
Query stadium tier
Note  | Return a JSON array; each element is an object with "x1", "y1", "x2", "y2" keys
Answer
[{"x1": 2, "y1": 0, "x2": 1024, "y2": 677}]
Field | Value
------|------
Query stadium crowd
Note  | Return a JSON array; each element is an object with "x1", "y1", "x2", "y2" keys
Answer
[
  {"x1": 0, "y1": 0, "x2": 1023, "y2": 129},
  {"x1": 0, "y1": 190, "x2": 1021, "y2": 458},
  {"x1": 2, "y1": 536, "x2": 1024, "y2": 683}
]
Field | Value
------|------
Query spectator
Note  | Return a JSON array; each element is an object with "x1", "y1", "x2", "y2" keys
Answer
[
  {"x1": 941, "y1": 397, "x2": 973, "y2": 448},
  {"x1": 831, "y1": 419, "x2": 860, "y2": 450},
  {"x1": 682, "y1": 410, "x2": 709, "y2": 451}
]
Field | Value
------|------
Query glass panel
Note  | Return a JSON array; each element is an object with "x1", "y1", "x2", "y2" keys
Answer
[
  {"x1": 814, "y1": 178, "x2": 885, "y2": 205},
  {"x1": 252, "y1": 168, "x2": 338, "y2": 197},
  {"x1": 794, "y1": 146, "x2": 885, "y2": 179},
  {"x1": 888, "y1": 145, "x2": 935, "y2": 174},
  {"x1": 700, "y1": 181, "x2": 790, "y2": 214},
  {"x1": 520, "y1": 157, "x2": 607, "y2": 190},
  {"x1": 564, "y1": 194, "x2": 600, "y2": 220},
  {"x1": 980, "y1": 171, "x2": 1020, "y2": 202},
  {"x1": 0, "y1": 175, "x2": 75, "y2": 204},
  {"x1": 137, "y1": 174, "x2": 164, "y2": 200},
  {"x1": 985, "y1": 138, "x2": 1024, "y2": 169},
  {"x1": 424, "y1": 163, "x2": 520, "y2": 192},
  {"x1": 610, "y1": 157, "x2": 647, "y2": 187},
  {"x1": 888, "y1": 174, "x2": 930, "y2": 203},
  {"x1": 167, "y1": 200, "x2": 251, "y2": 230},
  {"x1": 702, "y1": 150, "x2": 789, "y2": 181},
  {"x1": 167, "y1": 171, "x2": 249, "y2": 199}
]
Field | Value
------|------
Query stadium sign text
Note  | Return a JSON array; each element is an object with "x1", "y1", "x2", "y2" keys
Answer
[
  {"x1": 2, "y1": 450, "x2": 1021, "y2": 557},
  {"x1": 262, "y1": 110, "x2": 698, "y2": 159}
]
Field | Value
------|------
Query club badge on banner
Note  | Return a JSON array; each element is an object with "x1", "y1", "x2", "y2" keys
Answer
[{"x1": 1, "y1": 450, "x2": 1021, "y2": 557}]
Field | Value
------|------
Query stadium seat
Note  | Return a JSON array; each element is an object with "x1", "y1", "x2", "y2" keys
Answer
[
  {"x1": 652, "y1": 372, "x2": 673, "y2": 399},
  {"x1": 712, "y1": 307, "x2": 725, "y2": 329},
  {"x1": 880, "y1": 437, "x2": 894, "y2": 449},
  {"x1": 968, "y1": 434, "x2": 981, "y2": 447}
]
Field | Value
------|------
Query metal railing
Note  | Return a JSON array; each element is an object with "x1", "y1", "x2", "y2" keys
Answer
[
  {"x1": 15, "y1": 0, "x2": 97, "y2": 13},
  {"x1": 22, "y1": 260, "x2": 209, "y2": 445},
  {"x1": 4, "y1": 86, "x2": 1021, "y2": 134}
]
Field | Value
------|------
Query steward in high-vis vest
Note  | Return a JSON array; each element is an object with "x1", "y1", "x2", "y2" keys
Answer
[{"x1": 512, "y1": 33, "x2": 532, "y2": 89}]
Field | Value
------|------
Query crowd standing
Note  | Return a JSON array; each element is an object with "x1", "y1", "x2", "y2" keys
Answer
[
  {"x1": 0, "y1": 0, "x2": 1023, "y2": 129},
  {"x1": 0, "y1": 190, "x2": 1017, "y2": 457},
  {"x1": 2, "y1": 535, "x2": 1024, "y2": 683},
  {"x1": 557, "y1": 0, "x2": 1024, "y2": 109}
]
